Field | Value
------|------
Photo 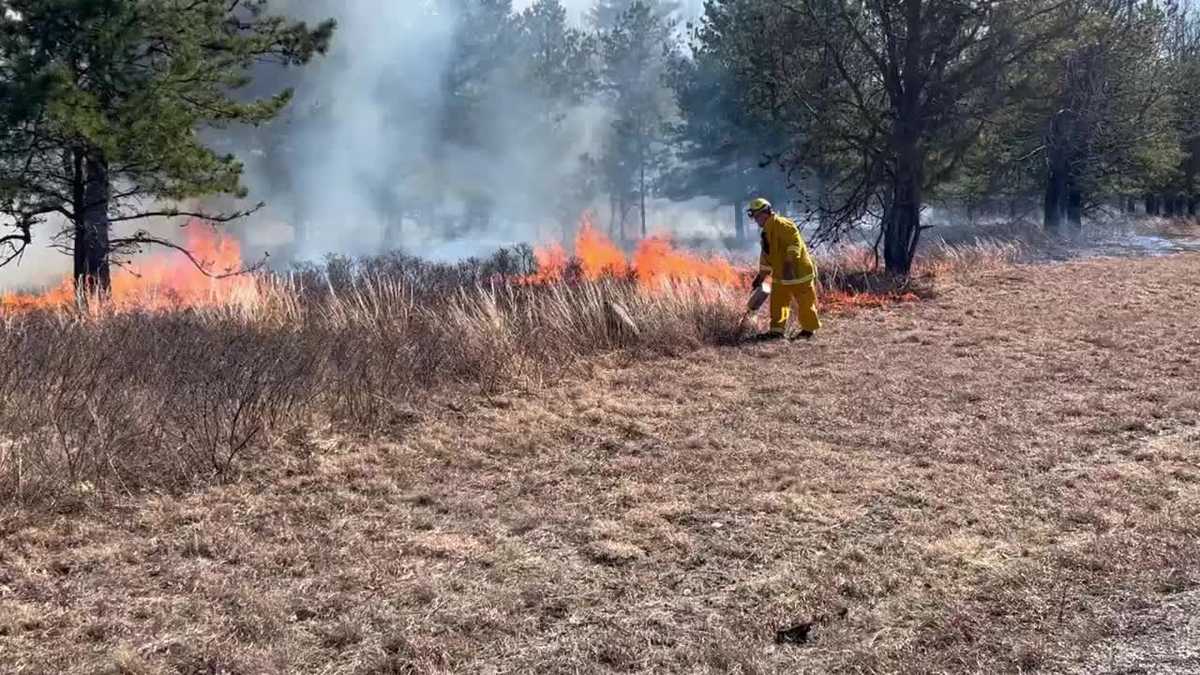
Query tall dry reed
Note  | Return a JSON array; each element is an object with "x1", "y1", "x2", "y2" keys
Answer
[{"x1": 0, "y1": 241, "x2": 1007, "y2": 505}]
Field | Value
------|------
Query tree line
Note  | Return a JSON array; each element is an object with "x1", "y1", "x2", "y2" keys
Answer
[
  {"x1": 3, "y1": 0, "x2": 1200, "y2": 289},
  {"x1": 682, "y1": 0, "x2": 1200, "y2": 273}
]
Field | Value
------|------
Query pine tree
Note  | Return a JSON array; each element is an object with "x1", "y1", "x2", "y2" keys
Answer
[
  {"x1": 589, "y1": 0, "x2": 679, "y2": 30},
  {"x1": 1161, "y1": 3, "x2": 1200, "y2": 215},
  {"x1": 515, "y1": 0, "x2": 594, "y2": 113},
  {"x1": 0, "y1": 0, "x2": 334, "y2": 291},
  {"x1": 662, "y1": 3, "x2": 790, "y2": 241},
  {"x1": 599, "y1": 0, "x2": 675, "y2": 239},
  {"x1": 436, "y1": 0, "x2": 516, "y2": 232},
  {"x1": 513, "y1": 0, "x2": 598, "y2": 234},
  {"x1": 1030, "y1": 3, "x2": 1177, "y2": 227},
  {"x1": 694, "y1": 0, "x2": 1074, "y2": 275}
]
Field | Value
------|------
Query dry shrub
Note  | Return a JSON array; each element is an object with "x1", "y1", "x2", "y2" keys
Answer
[
  {"x1": 1135, "y1": 215, "x2": 1200, "y2": 239},
  {"x1": 0, "y1": 254, "x2": 749, "y2": 505},
  {"x1": 0, "y1": 314, "x2": 321, "y2": 502},
  {"x1": 922, "y1": 238, "x2": 1025, "y2": 279},
  {"x1": 0, "y1": 242, "x2": 996, "y2": 505},
  {"x1": 804, "y1": 239, "x2": 1019, "y2": 312},
  {"x1": 812, "y1": 239, "x2": 1022, "y2": 302},
  {"x1": 157, "y1": 324, "x2": 320, "y2": 478}
]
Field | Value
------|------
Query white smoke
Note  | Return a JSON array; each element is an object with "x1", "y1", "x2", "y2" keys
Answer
[
  {"x1": 1, "y1": 1, "x2": 718, "y2": 291},
  {"x1": 234, "y1": 0, "x2": 718, "y2": 264},
  {"x1": 0, "y1": 227, "x2": 69, "y2": 292},
  {"x1": 515, "y1": 0, "x2": 704, "y2": 24},
  {"x1": 238, "y1": 0, "x2": 593, "y2": 263}
]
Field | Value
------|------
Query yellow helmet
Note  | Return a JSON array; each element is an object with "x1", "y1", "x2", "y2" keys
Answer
[{"x1": 747, "y1": 198, "x2": 772, "y2": 215}]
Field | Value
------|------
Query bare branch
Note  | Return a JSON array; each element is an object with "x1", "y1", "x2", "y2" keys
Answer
[
  {"x1": 108, "y1": 231, "x2": 268, "y2": 279},
  {"x1": 106, "y1": 202, "x2": 265, "y2": 225},
  {"x1": 0, "y1": 231, "x2": 33, "y2": 268}
]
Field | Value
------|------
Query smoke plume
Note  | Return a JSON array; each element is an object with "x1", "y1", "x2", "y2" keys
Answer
[
  {"x1": 235, "y1": 0, "x2": 709, "y2": 264},
  {"x1": 1, "y1": 1, "x2": 712, "y2": 291}
]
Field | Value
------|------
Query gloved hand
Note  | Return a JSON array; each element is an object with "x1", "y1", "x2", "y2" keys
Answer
[{"x1": 781, "y1": 261, "x2": 796, "y2": 282}]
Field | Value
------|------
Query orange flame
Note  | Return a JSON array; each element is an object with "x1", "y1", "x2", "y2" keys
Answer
[
  {"x1": 524, "y1": 213, "x2": 921, "y2": 317},
  {"x1": 1, "y1": 221, "x2": 254, "y2": 313},
  {"x1": 632, "y1": 236, "x2": 741, "y2": 288},
  {"x1": 524, "y1": 213, "x2": 749, "y2": 290},
  {"x1": 822, "y1": 289, "x2": 920, "y2": 311},
  {"x1": 0, "y1": 277, "x2": 76, "y2": 312},
  {"x1": 525, "y1": 242, "x2": 569, "y2": 285},
  {"x1": 576, "y1": 217, "x2": 630, "y2": 279},
  {"x1": 1, "y1": 213, "x2": 920, "y2": 318}
]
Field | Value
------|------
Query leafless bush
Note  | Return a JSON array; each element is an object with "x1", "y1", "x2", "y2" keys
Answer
[
  {"x1": 158, "y1": 325, "x2": 320, "y2": 479},
  {"x1": 816, "y1": 239, "x2": 1022, "y2": 297},
  {"x1": 0, "y1": 242, "x2": 999, "y2": 505}
]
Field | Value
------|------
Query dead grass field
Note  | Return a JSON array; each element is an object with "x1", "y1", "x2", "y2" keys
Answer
[{"x1": 2, "y1": 253, "x2": 1199, "y2": 674}]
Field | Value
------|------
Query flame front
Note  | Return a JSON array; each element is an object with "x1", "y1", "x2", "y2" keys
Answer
[
  {"x1": 577, "y1": 217, "x2": 630, "y2": 279},
  {"x1": 1, "y1": 221, "x2": 254, "y2": 312},
  {"x1": 632, "y1": 236, "x2": 741, "y2": 288},
  {"x1": 524, "y1": 214, "x2": 921, "y2": 315},
  {"x1": 1, "y1": 214, "x2": 916, "y2": 316},
  {"x1": 527, "y1": 213, "x2": 748, "y2": 289}
]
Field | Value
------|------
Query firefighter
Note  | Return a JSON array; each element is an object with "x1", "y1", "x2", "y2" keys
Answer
[{"x1": 747, "y1": 198, "x2": 821, "y2": 340}]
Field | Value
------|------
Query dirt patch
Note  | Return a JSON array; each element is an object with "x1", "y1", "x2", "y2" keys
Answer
[
  {"x1": 1067, "y1": 588, "x2": 1200, "y2": 674},
  {"x1": 1, "y1": 254, "x2": 1199, "y2": 673}
]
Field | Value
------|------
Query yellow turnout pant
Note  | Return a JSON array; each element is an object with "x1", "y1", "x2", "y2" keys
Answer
[{"x1": 769, "y1": 280, "x2": 821, "y2": 335}]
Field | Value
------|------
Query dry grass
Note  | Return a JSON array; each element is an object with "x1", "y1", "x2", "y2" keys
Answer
[
  {"x1": 1133, "y1": 216, "x2": 1200, "y2": 239},
  {"x1": 1, "y1": 252, "x2": 1198, "y2": 672},
  {"x1": 0, "y1": 243, "x2": 1008, "y2": 505},
  {"x1": 817, "y1": 239, "x2": 1022, "y2": 298},
  {"x1": 0, "y1": 275, "x2": 744, "y2": 505}
]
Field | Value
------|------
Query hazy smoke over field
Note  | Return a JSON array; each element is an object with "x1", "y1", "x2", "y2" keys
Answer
[
  {"x1": 231, "y1": 0, "x2": 709, "y2": 264},
  {"x1": 0, "y1": 0, "x2": 713, "y2": 291}
]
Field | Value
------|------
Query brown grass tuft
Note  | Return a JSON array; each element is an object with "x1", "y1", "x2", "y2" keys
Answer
[
  {"x1": 1, "y1": 253, "x2": 1198, "y2": 672},
  {"x1": 0, "y1": 242, "x2": 1009, "y2": 505}
]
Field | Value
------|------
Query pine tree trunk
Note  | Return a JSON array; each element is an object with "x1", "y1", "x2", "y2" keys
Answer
[
  {"x1": 883, "y1": 139, "x2": 923, "y2": 276},
  {"x1": 618, "y1": 196, "x2": 628, "y2": 242},
  {"x1": 608, "y1": 194, "x2": 618, "y2": 238},
  {"x1": 75, "y1": 152, "x2": 111, "y2": 293},
  {"x1": 1067, "y1": 187, "x2": 1082, "y2": 227},
  {"x1": 1043, "y1": 159, "x2": 1069, "y2": 229},
  {"x1": 639, "y1": 162, "x2": 646, "y2": 239}
]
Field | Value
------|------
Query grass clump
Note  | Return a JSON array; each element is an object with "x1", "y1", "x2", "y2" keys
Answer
[{"x1": 0, "y1": 241, "x2": 1007, "y2": 505}]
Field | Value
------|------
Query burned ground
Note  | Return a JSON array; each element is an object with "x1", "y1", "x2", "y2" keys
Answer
[{"x1": 1, "y1": 254, "x2": 1199, "y2": 673}]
